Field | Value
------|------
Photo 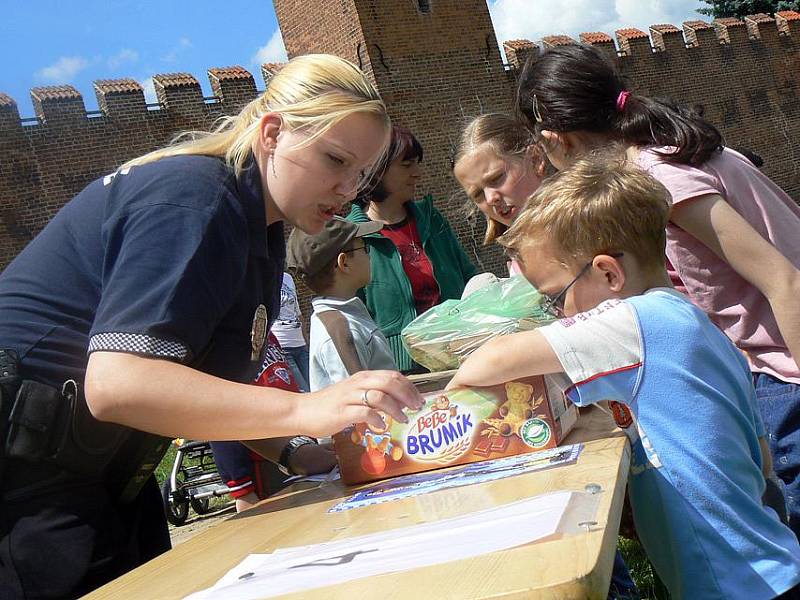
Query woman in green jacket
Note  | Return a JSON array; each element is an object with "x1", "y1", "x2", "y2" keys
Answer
[{"x1": 348, "y1": 126, "x2": 477, "y2": 372}]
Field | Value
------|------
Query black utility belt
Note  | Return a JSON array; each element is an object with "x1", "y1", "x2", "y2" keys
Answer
[
  {"x1": 3, "y1": 378, "x2": 129, "y2": 479},
  {"x1": 0, "y1": 349, "x2": 169, "y2": 503}
]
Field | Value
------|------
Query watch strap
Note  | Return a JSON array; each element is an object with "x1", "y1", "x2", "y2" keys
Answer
[{"x1": 278, "y1": 435, "x2": 317, "y2": 475}]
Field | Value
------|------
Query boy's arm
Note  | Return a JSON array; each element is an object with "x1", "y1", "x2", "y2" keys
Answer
[
  {"x1": 445, "y1": 329, "x2": 562, "y2": 390},
  {"x1": 316, "y1": 310, "x2": 366, "y2": 375}
]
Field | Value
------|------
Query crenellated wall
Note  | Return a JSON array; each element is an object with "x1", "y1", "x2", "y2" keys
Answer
[
  {"x1": 1, "y1": 6, "x2": 799, "y2": 279},
  {"x1": 0, "y1": 66, "x2": 262, "y2": 266}
]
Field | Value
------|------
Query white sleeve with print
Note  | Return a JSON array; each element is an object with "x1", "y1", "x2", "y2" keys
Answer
[{"x1": 537, "y1": 299, "x2": 643, "y2": 407}]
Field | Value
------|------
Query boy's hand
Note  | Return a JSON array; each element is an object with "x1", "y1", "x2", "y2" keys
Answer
[{"x1": 287, "y1": 443, "x2": 338, "y2": 476}]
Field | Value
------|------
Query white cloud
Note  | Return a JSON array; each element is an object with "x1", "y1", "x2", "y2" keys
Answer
[
  {"x1": 161, "y1": 37, "x2": 192, "y2": 63},
  {"x1": 107, "y1": 48, "x2": 139, "y2": 70},
  {"x1": 141, "y1": 77, "x2": 157, "y2": 104},
  {"x1": 252, "y1": 29, "x2": 287, "y2": 66},
  {"x1": 35, "y1": 56, "x2": 89, "y2": 83},
  {"x1": 489, "y1": 0, "x2": 705, "y2": 54}
]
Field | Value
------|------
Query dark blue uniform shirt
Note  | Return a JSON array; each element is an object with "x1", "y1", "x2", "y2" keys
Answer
[{"x1": 0, "y1": 155, "x2": 285, "y2": 388}]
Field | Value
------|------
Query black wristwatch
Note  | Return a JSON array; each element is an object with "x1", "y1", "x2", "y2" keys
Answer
[{"x1": 277, "y1": 436, "x2": 318, "y2": 476}]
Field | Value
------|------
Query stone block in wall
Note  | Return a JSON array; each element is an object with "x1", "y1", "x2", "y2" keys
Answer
[
  {"x1": 152, "y1": 72, "x2": 204, "y2": 117},
  {"x1": 650, "y1": 24, "x2": 684, "y2": 53},
  {"x1": 261, "y1": 63, "x2": 285, "y2": 88},
  {"x1": 208, "y1": 66, "x2": 257, "y2": 114},
  {"x1": 580, "y1": 32, "x2": 617, "y2": 60},
  {"x1": 616, "y1": 28, "x2": 651, "y2": 56},
  {"x1": 714, "y1": 17, "x2": 748, "y2": 45},
  {"x1": 745, "y1": 14, "x2": 778, "y2": 47},
  {"x1": 683, "y1": 20, "x2": 715, "y2": 47},
  {"x1": 0, "y1": 93, "x2": 22, "y2": 132},
  {"x1": 541, "y1": 35, "x2": 576, "y2": 49},
  {"x1": 503, "y1": 39, "x2": 536, "y2": 70},
  {"x1": 93, "y1": 79, "x2": 147, "y2": 118},
  {"x1": 776, "y1": 11, "x2": 800, "y2": 37},
  {"x1": 30, "y1": 85, "x2": 86, "y2": 124}
]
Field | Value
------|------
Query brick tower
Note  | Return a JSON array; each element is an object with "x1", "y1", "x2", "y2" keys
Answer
[{"x1": 274, "y1": 0, "x2": 515, "y2": 273}]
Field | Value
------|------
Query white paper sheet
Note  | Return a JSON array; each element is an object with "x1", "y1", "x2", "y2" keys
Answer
[{"x1": 184, "y1": 491, "x2": 573, "y2": 600}]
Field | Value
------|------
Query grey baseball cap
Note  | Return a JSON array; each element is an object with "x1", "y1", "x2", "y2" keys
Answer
[{"x1": 286, "y1": 216, "x2": 382, "y2": 279}]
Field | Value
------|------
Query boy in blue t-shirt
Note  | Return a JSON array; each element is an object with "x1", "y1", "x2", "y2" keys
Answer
[{"x1": 447, "y1": 153, "x2": 800, "y2": 599}]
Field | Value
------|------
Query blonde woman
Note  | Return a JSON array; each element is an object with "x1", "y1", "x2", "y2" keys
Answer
[{"x1": 0, "y1": 54, "x2": 422, "y2": 598}]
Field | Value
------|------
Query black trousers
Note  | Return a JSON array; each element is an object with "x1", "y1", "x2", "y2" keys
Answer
[{"x1": 0, "y1": 472, "x2": 170, "y2": 599}]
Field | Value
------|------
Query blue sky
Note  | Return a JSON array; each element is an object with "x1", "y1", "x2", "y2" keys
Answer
[
  {"x1": 1, "y1": 0, "x2": 704, "y2": 118},
  {"x1": 0, "y1": 1, "x2": 287, "y2": 116}
]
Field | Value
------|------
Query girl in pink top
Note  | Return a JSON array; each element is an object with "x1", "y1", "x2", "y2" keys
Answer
[{"x1": 516, "y1": 43, "x2": 800, "y2": 537}]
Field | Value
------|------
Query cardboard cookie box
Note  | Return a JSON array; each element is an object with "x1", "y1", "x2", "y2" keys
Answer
[{"x1": 333, "y1": 374, "x2": 579, "y2": 485}]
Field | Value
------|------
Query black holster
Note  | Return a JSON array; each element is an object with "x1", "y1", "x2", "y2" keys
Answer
[{"x1": 1, "y1": 351, "x2": 169, "y2": 504}]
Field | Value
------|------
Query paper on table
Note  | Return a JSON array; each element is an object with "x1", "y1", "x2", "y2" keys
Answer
[
  {"x1": 184, "y1": 490, "x2": 574, "y2": 600},
  {"x1": 329, "y1": 444, "x2": 582, "y2": 512}
]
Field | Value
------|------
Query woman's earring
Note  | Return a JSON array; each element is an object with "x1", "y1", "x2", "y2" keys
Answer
[{"x1": 270, "y1": 148, "x2": 277, "y2": 177}]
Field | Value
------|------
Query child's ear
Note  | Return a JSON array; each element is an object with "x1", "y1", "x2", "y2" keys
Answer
[
  {"x1": 525, "y1": 144, "x2": 548, "y2": 178},
  {"x1": 336, "y1": 251, "x2": 349, "y2": 272},
  {"x1": 594, "y1": 254, "x2": 625, "y2": 292},
  {"x1": 539, "y1": 130, "x2": 565, "y2": 152}
]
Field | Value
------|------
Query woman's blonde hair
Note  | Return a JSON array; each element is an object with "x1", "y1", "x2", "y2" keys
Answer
[
  {"x1": 121, "y1": 54, "x2": 390, "y2": 181},
  {"x1": 499, "y1": 150, "x2": 671, "y2": 272},
  {"x1": 453, "y1": 113, "x2": 544, "y2": 245}
]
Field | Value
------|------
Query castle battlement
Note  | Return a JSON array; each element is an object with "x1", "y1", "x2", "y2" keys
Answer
[
  {"x1": 502, "y1": 12, "x2": 800, "y2": 63},
  {"x1": 1, "y1": 5, "x2": 798, "y2": 276},
  {"x1": 0, "y1": 64, "x2": 276, "y2": 128},
  {"x1": 2, "y1": 11, "x2": 798, "y2": 129}
]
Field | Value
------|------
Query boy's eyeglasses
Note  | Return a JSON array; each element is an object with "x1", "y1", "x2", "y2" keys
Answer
[
  {"x1": 541, "y1": 252, "x2": 624, "y2": 318},
  {"x1": 343, "y1": 243, "x2": 370, "y2": 255}
]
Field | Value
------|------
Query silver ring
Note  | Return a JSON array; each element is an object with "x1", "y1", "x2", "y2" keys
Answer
[{"x1": 361, "y1": 389, "x2": 370, "y2": 408}]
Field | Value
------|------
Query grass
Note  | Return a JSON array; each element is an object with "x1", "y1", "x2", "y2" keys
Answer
[
  {"x1": 154, "y1": 443, "x2": 178, "y2": 487},
  {"x1": 155, "y1": 442, "x2": 232, "y2": 515},
  {"x1": 618, "y1": 536, "x2": 670, "y2": 599}
]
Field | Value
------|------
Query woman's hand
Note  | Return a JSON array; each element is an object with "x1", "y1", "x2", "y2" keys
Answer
[
  {"x1": 287, "y1": 443, "x2": 338, "y2": 476},
  {"x1": 297, "y1": 370, "x2": 424, "y2": 438}
]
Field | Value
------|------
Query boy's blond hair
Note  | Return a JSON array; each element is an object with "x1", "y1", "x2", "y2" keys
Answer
[{"x1": 499, "y1": 151, "x2": 671, "y2": 271}]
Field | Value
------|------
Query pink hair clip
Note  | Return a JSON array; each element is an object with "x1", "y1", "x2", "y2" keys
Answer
[{"x1": 616, "y1": 90, "x2": 631, "y2": 112}]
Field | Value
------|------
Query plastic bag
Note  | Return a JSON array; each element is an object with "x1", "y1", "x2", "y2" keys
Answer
[{"x1": 401, "y1": 275, "x2": 555, "y2": 372}]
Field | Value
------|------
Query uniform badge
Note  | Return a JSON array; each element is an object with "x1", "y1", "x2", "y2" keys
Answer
[{"x1": 250, "y1": 304, "x2": 268, "y2": 361}]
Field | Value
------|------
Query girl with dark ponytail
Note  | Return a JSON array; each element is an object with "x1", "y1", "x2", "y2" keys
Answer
[{"x1": 517, "y1": 43, "x2": 800, "y2": 538}]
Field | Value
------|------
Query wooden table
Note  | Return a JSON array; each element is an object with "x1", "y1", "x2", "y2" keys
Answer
[{"x1": 86, "y1": 406, "x2": 629, "y2": 600}]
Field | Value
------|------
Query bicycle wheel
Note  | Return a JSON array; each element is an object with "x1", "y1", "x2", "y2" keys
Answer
[
  {"x1": 161, "y1": 480, "x2": 190, "y2": 526},
  {"x1": 190, "y1": 496, "x2": 212, "y2": 515}
]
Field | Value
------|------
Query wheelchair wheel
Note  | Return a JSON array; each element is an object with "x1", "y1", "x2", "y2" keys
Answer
[
  {"x1": 191, "y1": 496, "x2": 212, "y2": 515},
  {"x1": 161, "y1": 480, "x2": 190, "y2": 526}
]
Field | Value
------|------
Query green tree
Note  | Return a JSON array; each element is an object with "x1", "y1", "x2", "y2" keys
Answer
[{"x1": 698, "y1": 0, "x2": 800, "y2": 18}]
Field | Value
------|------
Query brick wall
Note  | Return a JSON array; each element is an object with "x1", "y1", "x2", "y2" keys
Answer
[{"x1": 1, "y1": 4, "x2": 799, "y2": 313}]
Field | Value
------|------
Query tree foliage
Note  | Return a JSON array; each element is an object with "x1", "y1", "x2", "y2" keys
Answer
[{"x1": 698, "y1": 0, "x2": 800, "y2": 18}]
